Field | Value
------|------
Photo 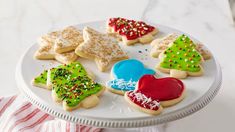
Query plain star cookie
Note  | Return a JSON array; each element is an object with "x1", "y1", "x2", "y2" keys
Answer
[
  {"x1": 75, "y1": 27, "x2": 128, "y2": 72},
  {"x1": 34, "y1": 26, "x2": 83, "y2": 64},
  {"x1": 107, "y1": 17, "x2": 158, "y2": 45},
  {"x1": 34, "y1": 43, "x2": 78, "y2": 64},
  {"x1": 156, "y1": 34, "x2": 204, "y2": 79},
  {"x1": 37, "y1": 31, "x2": 59, "y2": 46},
  {"x1": 54, "y1": 26, "x2": 83, "y2": 53},
  {"x1": 150, "y1": 33, "x2": 211, "y2": 60},
  {"x1": 107, "y1": 59, "x2": 155, "y2": 95},
  {"x1": 33, "y1": 62, "x2": 105, "y2": 111},
  {"x1": 124, "y1": 75, "x2": 186, "y2": 115}
]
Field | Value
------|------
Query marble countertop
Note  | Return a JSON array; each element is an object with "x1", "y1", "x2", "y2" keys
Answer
[{"x1": 1, "y1": 0, "x2": 235, "y2": 131}]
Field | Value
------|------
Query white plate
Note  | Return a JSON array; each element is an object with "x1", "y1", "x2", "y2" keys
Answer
[{"x1": 15, "y1": 21, "x2": 222, "y2": 128}]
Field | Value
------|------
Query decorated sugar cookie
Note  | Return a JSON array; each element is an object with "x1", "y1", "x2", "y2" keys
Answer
[
  {"x1": 107, "y1": 59, "x2": 155, "y2": 95},
  {"x1": 150, "y1": 33, "x2": 211, "y2": 60},
  {"x1": 33, "y1": 62, "x2": 105, "y2": 111},
  {"x1": 75, "y1": 27, "x2": 128, "y2": 72},
  {"x1": 33, "y1": 70, "x2": 48, "y2": 89},
  {"x1": 157, "y1": 34, "x2": 204, "y2": 79},
  {"x1": 124, "y1": 75, "x2": 186, "y2": 115},
  {"x1": 107, "y1": 17, "x2": 158, "y2": 45}
]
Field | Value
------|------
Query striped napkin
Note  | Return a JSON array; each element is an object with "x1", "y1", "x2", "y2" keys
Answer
[{"x1": 0, "y1": 94, "x2": 101, "y2": 132}]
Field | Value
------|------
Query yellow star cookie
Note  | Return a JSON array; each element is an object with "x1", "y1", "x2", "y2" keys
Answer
[{"x1": 75, "y1": 27, "x2": 128, "y2": 72}]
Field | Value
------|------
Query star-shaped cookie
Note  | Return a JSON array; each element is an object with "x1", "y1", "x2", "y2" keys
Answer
[
  {"x1": 54, "y1": 26, "x2": 83, "y2": 53},
  {"x1": 37, "y1": 31, "x2": 59, "y2": 46},
  {"x1": 34, "y1": 43, "x2": 78, "y2": 64},
  {"x1": 75, "y1": 27, "x2": 128, "y2": 72}
]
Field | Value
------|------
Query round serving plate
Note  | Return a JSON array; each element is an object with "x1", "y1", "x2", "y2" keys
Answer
[{"x1": 15, "y1": 21, "x2": 222, "y2": 128}]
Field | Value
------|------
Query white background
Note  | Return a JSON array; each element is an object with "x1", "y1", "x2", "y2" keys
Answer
[{"x1": 0, "y1": 0, "x2": 235, "y2": 131}]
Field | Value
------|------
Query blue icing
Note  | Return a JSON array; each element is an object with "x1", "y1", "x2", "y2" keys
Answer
[{"x1": 107, "y1": 59, "x2": 155, "y2": 91}]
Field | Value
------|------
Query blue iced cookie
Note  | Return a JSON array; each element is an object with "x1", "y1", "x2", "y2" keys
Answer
[{"x1": 107, "y1": 59, "x2": 155, "y2": 95}]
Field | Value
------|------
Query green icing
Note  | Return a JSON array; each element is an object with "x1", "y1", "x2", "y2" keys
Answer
[
  {"x1": 49, "y1": 62, "x2": 102, "y2": 107},
  {"x1": 160, "y1": 34, "x2": 202, "y2": 72},
  {"x1": 34, "y1": 70, "x2": 48, "y2": 85}
]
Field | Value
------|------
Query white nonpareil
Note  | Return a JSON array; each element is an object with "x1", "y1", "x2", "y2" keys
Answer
[{"x1": 128, "y1": 91, "x2": 160, "y2": 110}]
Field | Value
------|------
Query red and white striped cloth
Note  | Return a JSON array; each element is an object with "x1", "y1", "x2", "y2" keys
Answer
[{"x1": 0, "y1": 94, "x2": 102, "y2": 132}]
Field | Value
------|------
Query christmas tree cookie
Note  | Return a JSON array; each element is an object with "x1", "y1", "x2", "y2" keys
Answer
[
  {"x1": 32, "y1": 62, "x2": 105, "y2": 111},
  {"x1": 107, "y1": 17, "x2": 158, "y2": 45},
  {"x1": 156, "y1": 34, "x2": 204, "y2": 79},
  {"x1": 32, "y1": 70, "x2": 48, "y2": 89},
  {"x1": 150, "y1": 33, "x2": 211, "y2": 60}
]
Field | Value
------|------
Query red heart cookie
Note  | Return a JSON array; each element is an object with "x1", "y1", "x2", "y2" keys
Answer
[
  {"x1": 125, "y1": 75, "x2": 186, "y2": 115},
  {"x1": 137, "y1": 75, "x2": 185, "y2": 101}
]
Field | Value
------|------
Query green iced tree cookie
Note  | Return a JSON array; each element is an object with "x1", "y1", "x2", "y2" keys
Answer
[
  {"x1": 33, "y1": 62, "x2": 103, "y2": 110},
  {"x1": 159, "y1": 34, "x2": 203, "y2": 78},
  {"x1": 33, "y1": 70, "x2": 48, "y2": 89}
]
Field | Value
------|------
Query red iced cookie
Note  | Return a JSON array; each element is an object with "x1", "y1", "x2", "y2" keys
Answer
[
  {"x1": 107, "y1": 17, "x2": 158, "y2": 45},
  {"x1": 125, "y1": 75, "x2": 186, "y2": 115}
]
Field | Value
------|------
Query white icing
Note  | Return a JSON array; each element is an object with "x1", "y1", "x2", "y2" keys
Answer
[
  {"x1": 128, "y1": 91, "x2": 160, "y2": 110},
  {"x1": 108, "y1": 79, "x2": 137, "y2": 91}
]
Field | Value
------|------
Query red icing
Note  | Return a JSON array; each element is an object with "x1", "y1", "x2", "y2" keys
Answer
[
  {"x1": 108, "y1": 17, "x2": 155, "y2": 40},
  {"x1": 137, "y1": 75, "x2": 185, "y2": 101},
  {"x1": 126, "y1": 75, "x2": 185, "y2": 110}
]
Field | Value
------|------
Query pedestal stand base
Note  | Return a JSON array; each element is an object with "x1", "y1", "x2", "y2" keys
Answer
[{"x1": 103, "y1": 123, "x2": 167, "y2": 132}]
